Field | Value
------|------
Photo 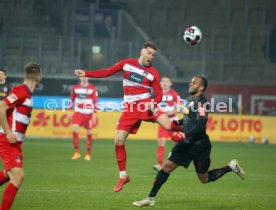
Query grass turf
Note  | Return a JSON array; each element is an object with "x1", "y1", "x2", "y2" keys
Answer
[{"x1": 1, "y1": 139, "x2": 276, "y2": 210}]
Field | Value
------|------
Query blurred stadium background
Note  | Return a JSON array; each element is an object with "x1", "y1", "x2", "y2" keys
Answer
[{"x1": 0, "y1": 1, "x2": 276, "y2": 209}]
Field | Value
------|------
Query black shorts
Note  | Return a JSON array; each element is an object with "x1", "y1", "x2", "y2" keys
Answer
[{"x1": 168, "y1": 139, "x2": 212, "y2": 174}]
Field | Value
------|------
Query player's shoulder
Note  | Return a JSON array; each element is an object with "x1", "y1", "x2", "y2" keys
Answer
[
  {"x1": 12, "y1": 84, "x2": 31, "y2": 95},
  {"x1": 118, "y1": 58, "x2": 137, "y2": 65},
  {"x1": 88, "y1": 84, "x2": 97, "y2": 89},
  {"x1": 170, "y1": 89, "x2": 180, "y2": 96}
]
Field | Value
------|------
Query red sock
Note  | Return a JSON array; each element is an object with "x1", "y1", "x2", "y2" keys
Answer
[
  {"x1": 1, "y1": 183, "x2": 18, "y2": 210},
  {"x1": 86, "y1": 135, "x2": 93, "y2": 155},
  {"x1": 115, "y1": 145, "x2": 127, "y2": 171},
  {"x1": 73, "y1": 132, "x2": 80, "y2": 153},
  {"x1": 157, "y1": 146, "x2": 165, "y2": 165},
  {"x1": 0, "y1": 171, "x2": 8, "y2": 186}
]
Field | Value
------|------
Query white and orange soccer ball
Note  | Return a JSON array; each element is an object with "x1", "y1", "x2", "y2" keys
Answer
[{"x1": 183, "y1": 26, "x2": 202, "y2": 45}]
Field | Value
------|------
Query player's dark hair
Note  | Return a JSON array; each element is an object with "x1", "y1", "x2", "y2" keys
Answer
[
  {"x1": 196, "y1": 75, "x2": 208, "y2": 91},
  {"x1": 24, "y1": 63, "x2": 42, "y2": 80},
  {"x1": 143, "y1": 42, "x2": 157, "y2": 51},
  {"x1": 0, "y1": 69, "x2": 6, "y2": 75}
]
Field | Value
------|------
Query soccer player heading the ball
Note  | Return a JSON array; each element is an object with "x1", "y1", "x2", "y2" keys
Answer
[
  {"x1": 75, "y1": 42, "x2": 183, "y2": 192},
  {"x1": 0, "y1": 63, "x2": 42, "y2": 210},
  {"x1": 133, "y1": 75, "x2": 245, "y2": 207}
]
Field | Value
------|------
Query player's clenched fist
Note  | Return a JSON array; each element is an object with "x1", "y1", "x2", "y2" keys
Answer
[
  {"x1": 171, "y1": 132, "x2": 185, "y2": 142},
  {"x1": 74, "y1": 69, "x2": 85, "y2": 77}
]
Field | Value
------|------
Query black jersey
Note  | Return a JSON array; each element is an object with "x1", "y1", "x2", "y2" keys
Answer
[
  {"x1": 182, "y1": 94, "x2": 210, "y2": 143},
  {"x1": 0, "y1": 83, "x2": 11, "y2": 100}
]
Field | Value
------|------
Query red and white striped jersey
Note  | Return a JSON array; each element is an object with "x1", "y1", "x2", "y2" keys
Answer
[
  {"x1": 0, "y1": 84, "x2": 33, "y2": 141},
  {"x1": 69, "y1": 84, "x2": 98, "y2": 114},
  {"x1": 159, "y1": 89, "x2": 182, "y2": 119},
  {"x1": 85, "y1": 58, "x2": 162, "y2": 104}
]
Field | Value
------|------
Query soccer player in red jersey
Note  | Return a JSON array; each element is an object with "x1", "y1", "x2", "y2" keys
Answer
[
  {"x1": 152, "y1": 76, "x2": 182, "y2": 171},
  {"x1": 0, "y1": 63, "x2": 42, "y2": 210},
  {"x1": 75, "y1": 42, "x2": 183, "y2": 192},
  {"x1": 68, "y1": 77, "x2": 98, "y2": 161}
]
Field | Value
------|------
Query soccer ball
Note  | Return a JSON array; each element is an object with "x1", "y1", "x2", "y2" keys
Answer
[{"x1": 183, "y1": 26, "x2": 202, "y2": 45}]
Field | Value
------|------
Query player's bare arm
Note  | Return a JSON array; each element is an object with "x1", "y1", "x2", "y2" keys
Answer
[{"x1": 0, "y1": 101, "x2": 17, "y2": 143}]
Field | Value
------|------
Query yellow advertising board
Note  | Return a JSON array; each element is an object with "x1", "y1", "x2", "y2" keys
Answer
[{"x1": 26, "y1": 109, "x2": 276, "y2": 144}]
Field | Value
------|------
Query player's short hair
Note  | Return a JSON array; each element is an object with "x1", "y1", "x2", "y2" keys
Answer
[
  {"x1": 196, "y1": 75, "x2": 208, "y2": 91},
  {"x1": 161, "y1": 76, "x2": 172, "y2": 82},
  {"x1": 143, "y1": 42, "x2": 157, "y2": 51},
  {"x1": 0, "y1": 69, "x2": 7, "y2": 75},
  {"x1": 24, "y1": 63, "x2": 42, "y2": 80}
]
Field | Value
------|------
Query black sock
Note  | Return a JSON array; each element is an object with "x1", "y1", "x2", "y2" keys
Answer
[
  {"x1": 207, "y1": 166, "x2": 232, "y2": 183},
  {"x1": 149, "y1": 169, "x2": 170, "y2": 197}
]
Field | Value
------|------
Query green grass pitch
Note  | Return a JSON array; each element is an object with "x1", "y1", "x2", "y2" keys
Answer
[{"x1": 1, "y1": 139, "x2": 276, "y2": 210}]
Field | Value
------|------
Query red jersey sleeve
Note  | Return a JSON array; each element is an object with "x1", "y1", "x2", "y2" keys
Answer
[
  {"x1": 3, "y1": 86, "x2": 28, "y2": 109},
  {"x1": 152, "y1": 70, "x2": 163, "y2": 104},
  {"x1": 68, "y1": 86, "x2": 76, "y2": 111},
  {"x1": 85, "y1": 60, "x2": 125, "y2": 78},
  {"x1": 92, "y1": 87, "x2": 98, "y2": 113}
]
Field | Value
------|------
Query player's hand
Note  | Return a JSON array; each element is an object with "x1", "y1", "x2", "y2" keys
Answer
[
  {"x1": 171, "y1": 132, "x2": 185, "y2": 142},
  {"x1": 74, "y1": 69, "x2": 85, "y2": 77},
  {"x1": 6, "y1": 132, "x2": 18, "y2": 144}
]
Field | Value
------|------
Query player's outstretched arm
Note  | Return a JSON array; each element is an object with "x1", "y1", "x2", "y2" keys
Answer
[{"x1": 75, "y1": 61, "x2": 124, "y2": 78}]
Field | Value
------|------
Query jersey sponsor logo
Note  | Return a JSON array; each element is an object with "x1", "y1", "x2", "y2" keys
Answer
[
  {"x1": 199, "y1": 106, "x2": 206, "y2": 116},
  {"x1": 128, "y1": 72, "x2": 144, "y2": 84},
  {"x1": 123, "y1": 64, "x2": 154, "y2": 81},
  {"x1": 4, "y1": 87, "x2": 8, "y2": 92},
  {"x1": 7, "y1": 93, "x2": 18, "y2": 103}
]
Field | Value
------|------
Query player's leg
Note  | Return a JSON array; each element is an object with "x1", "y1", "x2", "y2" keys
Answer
[
  {"x1": 113, "y1": 129, "x2": 130, "y2": 192},
  {"x1": 0, "y1": 170, "x2": 9, "y2": 186},
  {"x1": 133, "y1": 160, "x2": 178, "y2": 207},
  {"x1": 1, "y1": 167, "x2": 24, "y2": 210},
  {"x1": 156, "y1": 113, "x2": 183, "y2": 131},
  {"x1": 72, "y1": 123, "x2": 81, "y2": 160},
  {"x1": 84, "y1": 128, "x2": 93, "y2": 161},
  {"x1": 153, "y1": 137, "x2": 166, "y2": 171}
]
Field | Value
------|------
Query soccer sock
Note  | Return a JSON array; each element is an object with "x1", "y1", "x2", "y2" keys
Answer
[
  {"x1": 73, "y1": 132, "x2": 80, "y2": 153},
  {"x1": 207, "y1": 166, "x2": 232, "y2": 183},
  {"x1": 86, "y1": 135, "x2": 93, "y2": 155},
  {"x1": 157, "y1": 145, "x2": 165, "y2": 166},
  {"x1": 115, "y1": 145, "x2": 127, "y2": 178},
  {"x1": 0, "y1": 171, "x2": 8, "y2": 186},
  {"x1": 149, "y1": 169, "x2": 170, "y2": 197},
  {"x1": 1, "y1": 183, "x2": 18, "y2": 210}
]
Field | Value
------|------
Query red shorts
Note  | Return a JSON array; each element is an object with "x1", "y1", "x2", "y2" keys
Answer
[
  {"x1": 117, "y1": 99, "x2": 163, "y2": 134},
  {"x1": 157, "y1": 125, "x2": 173, "y2": 139},
  {"x1": 72, "y1": 112, "x2": 93, "y2": 129},
  {"x1": 0, "y1": 135, "x2": 23, "y2": 171}
]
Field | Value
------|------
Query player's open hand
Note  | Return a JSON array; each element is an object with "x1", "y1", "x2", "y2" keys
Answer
[
  {"x1": 74, "y1": 69, "x2": 85, "y2": 77},
  {"x1": 6, "y1": 132, "x2": 18, "y2": 144}
]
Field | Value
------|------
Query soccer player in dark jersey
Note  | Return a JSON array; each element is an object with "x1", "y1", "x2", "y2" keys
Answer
[
  {"x1": 0, "y1": 69, "x2": 11, "y2": 101},
  {"x1": 133, "y1": 75, "x2": 245, "y2": 207}
]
